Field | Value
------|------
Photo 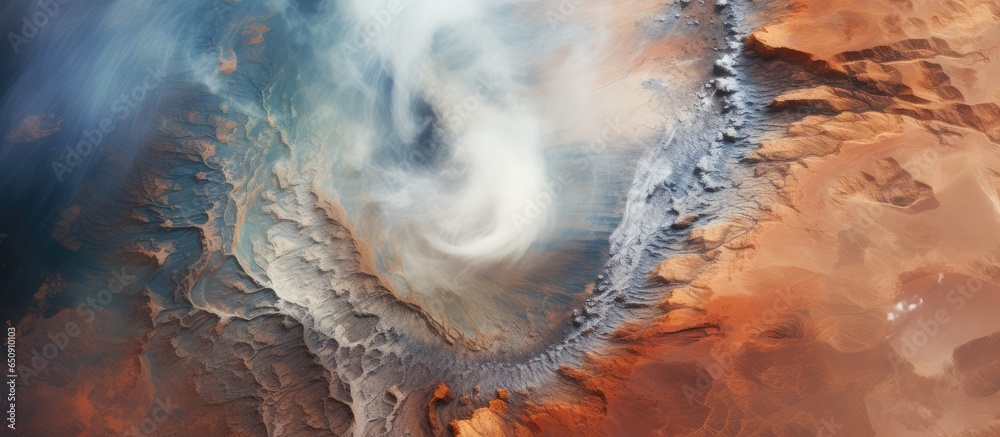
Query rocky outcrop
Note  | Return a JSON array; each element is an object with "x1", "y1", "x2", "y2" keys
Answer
[
  {"x1": 509, "y1": 0, "x2": 1000, "y2": 435},
  {"x1": 5, "y1": 113, "x2": 62, "y2": 143}
]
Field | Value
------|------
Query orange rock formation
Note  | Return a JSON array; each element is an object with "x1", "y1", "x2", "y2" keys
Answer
[{"x1": 473, "y1": 0, "x2": 1000, "y2": 434}]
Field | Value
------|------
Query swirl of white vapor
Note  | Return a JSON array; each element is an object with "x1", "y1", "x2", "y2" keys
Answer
[{"x1": 341, "y1": 0, "x2": 553, "y2": 265}]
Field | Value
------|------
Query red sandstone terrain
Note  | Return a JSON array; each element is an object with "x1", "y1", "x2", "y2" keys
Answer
[
  {"x1": 449, "y1": 0, "x2": 1000, "y2": 435},
  {"x1": 10, "y1": 0, "x2": 1000, "y2": 435}
]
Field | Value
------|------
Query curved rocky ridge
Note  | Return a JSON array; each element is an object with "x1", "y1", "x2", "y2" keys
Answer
[
  {"x1": 12, "y1": 0, "x2": 757, "y2": 436},
  {"x1": 475, "y1": 0, "x2": 1000, "y2": 435},
  {"x1": 12, "y1": 0, "x2": 1000, "y2": 436}
]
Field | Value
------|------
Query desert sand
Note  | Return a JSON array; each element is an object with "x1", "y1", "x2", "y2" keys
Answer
[{"x1": 452, "y1": 0, "x2": 1000, "y2": 435}]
